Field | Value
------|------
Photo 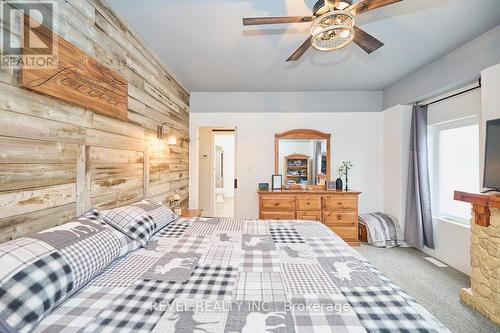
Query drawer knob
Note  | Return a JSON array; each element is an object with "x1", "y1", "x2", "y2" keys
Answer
[
  {"x1": 307, "y1": 202, "x2": 310, "y2": 205},
  {"x1": 274, "y1": 203, "x2": 280, "y2": 206},
  {"x1": 337, "y1": 202, "x2": 342, "y2": 206},
  {"x1": 337, "y1": 214, "x2": 342, "y2": 220}
]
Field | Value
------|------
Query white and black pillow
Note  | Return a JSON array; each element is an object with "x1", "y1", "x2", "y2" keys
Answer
[
  {"x1": 136, "y1": 199, "x2": 177, "y2": 233},
  {"x1": 101, "y1": 199, "x2": 177, "y2": 246},
  {"x1": 0, "y1": 209, "x2": 139, "y2": 333}
]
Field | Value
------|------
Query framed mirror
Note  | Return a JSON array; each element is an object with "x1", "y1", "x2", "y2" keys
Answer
[{"x1": 275, "y1": 129, "x2": 331, "y2": 186}]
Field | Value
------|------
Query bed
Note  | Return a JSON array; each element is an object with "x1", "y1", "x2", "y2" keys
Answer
[{"x1": 23, "y1": 216, "x2": 450, "y2": 333}]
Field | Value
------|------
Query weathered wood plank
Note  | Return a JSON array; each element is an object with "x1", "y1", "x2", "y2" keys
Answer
[
  {"x1": 91, "y1": 175, "x2": 143, "y2": 198},
  {"x1": 0, "y1": 164, "x2": 76, "y2": 191},
  {"x1": 91, "y1": 163, "x2": 144, "y2": 180},
  {"x1": 127, "y1": 111, "x2": 158, "y2": 131},
  {"x1": 65, "y1": 0, "x2": 96, "y2": 23},
  {"x1": 149, "y1": 187, "x2": 188, "y2": 205},
  {"x1": 128, "y1": 83, "x2": 179, "y2": 117},
  {"x1": 128, "y1": 96, "x2": 147, "y2": 115},
  {"x1": 149, "y1": 181, "x2": 170, "y2": 197},
  {"x1": 89, "y1": 146, "x2": 144, "y2": 164},
  {"x1": 144, "y1": 81, "x2": 188, "y2": 114},
  {"x1": 150, "y1": 170, "x2": 189, "y2": 183},
  {"x1": 92, "y1": 4, "x2": 189, "y2": 104},
  {"x1": 0, "y1": 137, "x2": 78, "y2": 164},
  {"x1": 0, "y1": 183, "x2": 76, "y2": 219},
  {"x1": 85, "y1": 128, "x2": 145, "y2": 152},
  {"x1": 0, "y1": 203, "x2": 76, "y2": 243},
  {"x1": 149, "y1": 178, "x2": 189, "y2": 197},
  {"x1": 144, "y1": 146, "x2": 150, "y2": 198},
  {"x1": 92, "y1": 113, "x2": 145, "y2": 140},
  {"x1": 21, "y1": 19, "x2": 129, "y2": 121},
  {"x1": 76, "y1": 145, "x2": 91, "y2": 215},
  {"x1": 91, "y1": 186, "x2": 143, "y2": 210},
  {"x1": 0, "y1": 82, "x2": 93, "y2": 127},
  {"x1": 169, "y1": 163, "x2": 189, "y2": 172},
  {"x1": 0, "y1": 0, "x2": 189, "y2": 242},
  {"x1": 0, "y1": 110, "x2": 85, "y2": 144}
]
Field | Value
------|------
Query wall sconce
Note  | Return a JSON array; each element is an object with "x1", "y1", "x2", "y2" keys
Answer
[{"x1": 157, "y1": 122, "x2": 177, "y2": 146}]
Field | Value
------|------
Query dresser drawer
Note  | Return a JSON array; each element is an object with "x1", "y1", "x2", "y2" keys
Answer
[
  {"x1": 323, "y1": 211, "x2": 357, "y2": 226},
  {"x1": 327, "y1": 225, "x2": 358, "y2": 241},
  {"x1": 296, "y1": 196, "x2": 322, "y2": 211},
  {"x1": 296, "y1": 211, "x2": 322, "y2": 222},
  {"x1": 260, "y1": 196, "x2": 296, "y2": 211},
  {"x1": 260, "y1": 211, "x2": 296, "y2": 220},
  {"x1": 322, "y1": 195, "x2": 357, "y2": 210}
]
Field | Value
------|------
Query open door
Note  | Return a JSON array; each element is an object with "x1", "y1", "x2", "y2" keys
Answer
[{"x1": 198, "y1": 128, "x2": 237, "y2": 217}]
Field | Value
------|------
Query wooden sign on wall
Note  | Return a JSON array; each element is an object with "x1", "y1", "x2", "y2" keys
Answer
[{"x1": 20, "y1": 18, "x2": 128, "y2": 121}]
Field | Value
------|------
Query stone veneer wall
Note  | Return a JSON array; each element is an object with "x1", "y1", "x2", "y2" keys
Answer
[{"x1": 460, "y1": 208, "x2": 500, "y2": 325}]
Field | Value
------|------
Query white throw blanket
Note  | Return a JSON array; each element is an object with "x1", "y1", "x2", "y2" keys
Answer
[{"x1": 358, "y1": 212, "x2": 404, "y2": 248}]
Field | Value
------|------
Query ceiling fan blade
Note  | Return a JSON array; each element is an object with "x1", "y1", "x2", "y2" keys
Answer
[
  {"x1": 325, "y1": 0, "x2": 340, "y2": 9},
  {"x1": 350, "y1": 0, "x2": 403, "y2": 15},
  {"x1": 286, "y1": 37, "x2": 312, "y2": 62},
  {"x1": 353, "y1": 26, "x2": 384, "y2": 54},
  {"x1": 243, "y1": 16, "x2": 313, "y2": 26}
]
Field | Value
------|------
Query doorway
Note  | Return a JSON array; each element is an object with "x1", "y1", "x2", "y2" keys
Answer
[{"x1": 198, "y1": 128, "x2": 236, "y2": 217}]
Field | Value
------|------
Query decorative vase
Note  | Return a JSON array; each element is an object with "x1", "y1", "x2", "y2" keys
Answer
[
  {"x1": 335, "y1": 178, "x2": 343, "y2": 190},
  {"x1": 345, "y1": 170, "x2": 349, "y2": 191}
]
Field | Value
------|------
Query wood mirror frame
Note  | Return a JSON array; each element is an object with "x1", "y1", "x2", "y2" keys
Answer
[{"x1": 275, "y1": 129, "x2": 332, "y2": 183}]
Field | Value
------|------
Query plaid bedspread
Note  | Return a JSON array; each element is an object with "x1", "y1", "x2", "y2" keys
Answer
[{"x1": 34, "y1": 218, "x2": 450, "y2": 333}]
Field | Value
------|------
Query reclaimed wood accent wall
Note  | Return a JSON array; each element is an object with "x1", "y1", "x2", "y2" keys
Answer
[{"x1": 0, "y1": 0, "x2": 190, "y2": 242}]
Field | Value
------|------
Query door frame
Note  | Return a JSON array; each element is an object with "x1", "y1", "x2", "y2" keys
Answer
[{"x1": 201, "y1": 127, "x2": 238, "y2": 218}]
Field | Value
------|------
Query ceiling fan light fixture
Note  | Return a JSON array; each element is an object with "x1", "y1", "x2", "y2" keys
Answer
[
  {"x1": 325, "y1": 0, "x2": 353, "y2": 10},
  {"x1": 311, "y1": 10, "x2": 355, "y2": 51},
  {"x1": 337, "y1": 0, "x2": 353, "y2": 10}
]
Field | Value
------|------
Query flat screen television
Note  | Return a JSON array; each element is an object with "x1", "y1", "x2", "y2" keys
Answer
[{"x1": 484, "y1": 118, "x2": 500, "y2": 190}]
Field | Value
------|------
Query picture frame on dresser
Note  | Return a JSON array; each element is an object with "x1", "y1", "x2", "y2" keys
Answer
[{"x1": 271, "y1": 174, "x2": 282, "y2": 191}]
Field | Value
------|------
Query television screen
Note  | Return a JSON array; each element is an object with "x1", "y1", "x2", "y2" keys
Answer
[{"x1": 484, "y1": 118, "x2": 500, "y2": 190}]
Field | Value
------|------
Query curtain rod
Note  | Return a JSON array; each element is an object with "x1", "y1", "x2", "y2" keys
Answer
[{"x1": 418, "y1": 78, "x2": 481, "y2": 107}]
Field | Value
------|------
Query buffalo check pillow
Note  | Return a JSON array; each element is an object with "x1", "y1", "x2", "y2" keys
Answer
[
  {"x1": 101, "y1": 199, "x2": 177, "y2": 246},
  {"x1": 0, "y1": 209, "x2": 140, "y2": 333}
]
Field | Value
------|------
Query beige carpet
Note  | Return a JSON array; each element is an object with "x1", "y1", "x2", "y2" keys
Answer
[{"x1": 355, "y1": 244, "x2": 500, "y2": 333}]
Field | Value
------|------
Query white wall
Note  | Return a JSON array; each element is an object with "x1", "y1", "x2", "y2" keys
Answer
[
  {"x1": 189, "y1": 112, "x2": 384, "y2": 219},
  {"x1": 424, "y1": 88, "x2": 481, "y2": 275},
  {"x1": 382, "y1": 88, "x2": 481, "y2": 275},
  {"x1": 383, "y1": 25, "x2": 500, "y2": 109},
  {"x1": 383, "y1": 105, "x2": 412, "y2": 231},
  {"x1": 191, "y1": 91, "x2": 383, "y2": 113},
  {"x1": 480, "y1": 63, "x2": 500, "y2": 184}
]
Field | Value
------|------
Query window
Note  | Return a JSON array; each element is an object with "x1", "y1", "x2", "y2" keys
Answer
[{"x1": 429, "y1": 118, "x2": 479, "y2": 224}]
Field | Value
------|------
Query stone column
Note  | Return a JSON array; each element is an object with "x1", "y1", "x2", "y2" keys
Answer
[{"x1": 460, "y1": 208, "x2": 500, "y2": 325}]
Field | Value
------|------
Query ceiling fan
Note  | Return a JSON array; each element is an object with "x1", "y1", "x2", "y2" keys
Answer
[{"x1": 242, "y1": 0, "x2": 403, "y2": 61}]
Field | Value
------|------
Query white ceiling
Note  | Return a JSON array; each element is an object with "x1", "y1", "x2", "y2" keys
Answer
[{"x1": 106, "y1": 0, "x2": 500, "y2": 92}]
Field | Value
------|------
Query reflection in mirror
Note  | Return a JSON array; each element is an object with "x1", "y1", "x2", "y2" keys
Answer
[{"x1": 278, "y1": 139, "x2": 327, "y2": 185}]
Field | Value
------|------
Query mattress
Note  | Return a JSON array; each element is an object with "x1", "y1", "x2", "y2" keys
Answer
[{"x1": 34, "y1": 217, "x2": 450, "y2": 333}]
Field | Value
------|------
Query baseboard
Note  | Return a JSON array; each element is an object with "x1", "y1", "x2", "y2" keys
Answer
[{"x1": 421, "y1": 247, "x2": 471, "y2": 275}]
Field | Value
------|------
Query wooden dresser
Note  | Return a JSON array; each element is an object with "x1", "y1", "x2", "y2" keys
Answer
[{"x1": 258, "y1": 189, "x2": 361, "y2": 246}]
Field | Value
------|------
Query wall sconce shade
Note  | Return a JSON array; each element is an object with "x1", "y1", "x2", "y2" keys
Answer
[
  {"x1": 156, "y1": 125, "x2": 164, "y2": 140},
  {"x1": 157, "y1": 123, "x2": 177, "y2": 145},
  {"x1": 167, "y1": 136, "x2": 177, "y2": 145}
]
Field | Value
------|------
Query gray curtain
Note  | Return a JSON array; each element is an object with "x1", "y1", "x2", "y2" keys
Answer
[{"x1": 404, "y1": 105, "x2": 434, "y2": 249}]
